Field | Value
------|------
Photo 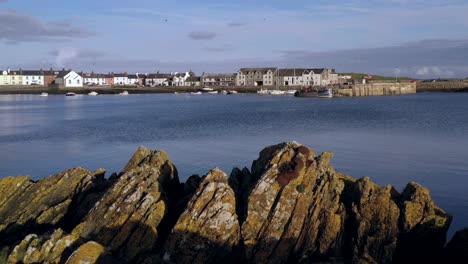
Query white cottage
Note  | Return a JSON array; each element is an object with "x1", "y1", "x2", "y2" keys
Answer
[
  {"x1": 22, "y1": 70, "x2": 44, "y2": 85},
  {"x1": 56, "y1": 70, "x2": 83, "y2": 87},
  {"x1": 114, "y1": 73, "x2": 129, "y2": 85},
  {"x1": 82, "y1": 72, "x2": 106, "y2": 85},
  {"x1": 127, "y1": 74, "x2": 139, "y2": 85}
]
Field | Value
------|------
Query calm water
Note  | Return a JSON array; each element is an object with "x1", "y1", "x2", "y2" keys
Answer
[{"x1": 1, "y1": 93, "x2": 467, "y2": 236}]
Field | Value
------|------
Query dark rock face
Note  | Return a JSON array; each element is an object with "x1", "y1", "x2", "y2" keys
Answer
[{"x1": 0, "y1": 142, "x2": 463, "y2": 264}]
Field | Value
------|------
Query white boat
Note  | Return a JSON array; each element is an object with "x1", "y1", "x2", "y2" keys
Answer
[
  {"x1": 286, "y1": 89, "x2": 297, "y2": 95},
  {"x1": 207, "y1": 91, "x2": 219, "y2": 94},
  {"x1": 119, "y1": 91, "x2": 129, "y2": 96},
  {"x1": 65, "y1": 92, "x2": 76, "y2": 96},
  {"x1": 191, "y1": 91, "x2": 202, "y2": 95},
  {"x1": 201, "y1": 87, "x2": 214, "y2": 91},
  {"x1": 269, "y1": 90, "x2": 286, "y2": 95},
  {"x1": 220, "y1": 90, "x2": 228, "y2": 94},
  {"x1": 227, "y1": 90, "x2": 238, "y2": 94},
  {"x1": 88, "y1": 91, "x2": 98, "y2": 96},
  {"x1": 39, "y1": 92, "x2": 48, "y2": 97},
  {"x1": 318, "y1": 88, "x2": 333, "y2": 98},
  {"x1": 257, "y1": 89, "x2": 269, "y2": 94}
]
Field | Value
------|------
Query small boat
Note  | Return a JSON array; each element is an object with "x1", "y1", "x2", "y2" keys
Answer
[
  {"x1": 201, "y1": 87, "x2": 214, "y2": 91},
  {"x1": 269, "y1": 90, "x2": 286, "y2": 95},
  {"x1": 65, "y1": 92, "x2": 76, "y2": 96},
  {"x1": 220, "y1": 90, "x2": 228, "y2": 94},
  {"x1": 257, "y1": 89, "x2": 269, "y2": 94},
  {"x1": 286, "y1": 89, "x2": 297, "y2": 95},
  {"x1": 119, "y1": 91, "x2": 129, "y2": 96},
  {"x1": 318, "y1": 88, "x2": 333, "y2": 98},
  {"x1": 191, "y1": 91, "x2": 202, "y2": 95},
  {"x1": 207, "y1": 91, "x2": 219, "y2": 94},
  {"x1": 39, "y1": 92, "x2": 48, "y2": 97},
  {"x1": 174, "y1": 92, "x2": 179, "y2": 94},
  {"x1": 88, "y1": 91, "x2": 98, "y2": 96},
  {"x1": 227, "y1": 90, "x2": 238, "y2": 94}
]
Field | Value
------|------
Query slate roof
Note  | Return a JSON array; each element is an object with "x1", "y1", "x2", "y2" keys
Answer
[
  {"x1": 239, "y1": 68, "x2": 277, "y2": 74},
  {"x1": 57, "y1": 71, "x2": 71, "y2": 78},
  {"x1": 185, "y1": 76, "x2": 201, "y2": 82},
  {"x1": 202, "y1": 73, "x2": 236, "y2": 79},
  {"x1": 22, "y1": 70, "x2": 42, "y2": 76}
]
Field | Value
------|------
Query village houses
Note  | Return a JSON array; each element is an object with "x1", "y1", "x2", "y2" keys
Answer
[
  {"x1": 82, "y1": 72, "x2": 106, "y2": 85},
  {"x1": 236, "y1": 68, "x2": 277, "y2": 86},
  {"x1": 201, "y1": 73, "x2": 236, "y2": 87},
  {"x1": 55, "y1": 70, "x2": 83, "y2": 87},
  {"x1": 114, "y1": 73, "x2": 129, "y2": 85},
  {"x1": 0, "y1": 66, "x2": 339, "y2": 88},
  {"x1": 21, "y1": 70, "x2": 44, "y2": 85}
]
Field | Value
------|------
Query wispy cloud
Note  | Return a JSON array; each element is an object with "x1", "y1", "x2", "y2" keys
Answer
[
  {"x1": 0, "y1": 10, "x2": 92, "y2": 44},
  {"x1": 204, "y1": 45, "x2": 236, "y2": 52},
  {"x1": 227, "y1": 22, "x2": 248, "y2": 27},
  {"x1": 49, "y1": 48, "x2": 105, "y2": 67},
  {"x1": 188, "y1": 31, "x2": 217, "y2": 40}
]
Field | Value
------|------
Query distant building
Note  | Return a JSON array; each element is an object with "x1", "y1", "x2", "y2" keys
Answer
[
  {"x1": 236, "y1": 68, "x2": 277, "y2": 86},
  {"x1": 55, "y1": 70, "x2": 83, "y2": 87},
  {"x1": 114, "y1": 73, "x2": 128, "y2": 85},
  {"x1": 22, "y1": 70, "x2": 44, "y2": 85},
  {"x1": 275, "y1": 69, "x2": 320, "y2": 87},
  {"x1": 9, "y1": 70, "x2": 22, "y2": 85},
  {"x1": 136, "y1": 73, "x2": 147, "y2": 85},
  {"x1": 0, "y1": 69, "x2": 12, "y2": 85},
  {"x1": 127, "y1": 74, "x2": 139, "y2": 85},
  {"x1": 184, "y1": 76, "x2": 201, "y2": 86},
  {"x1": 172, "y1": 72, "x2": 191, "y2": 86},
  {"x1": 82, "y1": 72, "x2": 106, "y2": 85},
  {"x1": 42, "y1": 69, "x2": 60, "y2": 86},
  {"x1": 202, "y1": 73, "x2": 236, "y2": 87},
  {"x1": 146, "y1": 73, "x2": 171, "y2": 86},
  {"x1": 312, "y1": 68, "x2": 338, "y2": 85},
  {"x1": 104, "y1": 74, "x2": 114, "y2": 85}
]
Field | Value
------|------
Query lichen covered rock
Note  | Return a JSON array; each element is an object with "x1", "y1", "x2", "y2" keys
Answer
[
  {"x1": 0, "y1": 168, "x2": 105, "y2": 246},
  {"x1": 242, "y1": 142, "x2": 348, "y2": 263},
  {"x1": 163, "y1": 168, "x2": 241, "y2": 264},
  {"x1": 64, "y1": 241, "x2": 112, "y2": 264},
  {"x1": 71, "y1": 146, "x2": 179, "y2": 262},
  {"x1": 0, "y1": 142, "x2": 458, "y2": 264}
]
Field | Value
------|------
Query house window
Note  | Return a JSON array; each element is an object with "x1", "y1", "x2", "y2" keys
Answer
[{"x1": 68, "y1": 80, "x2": 71, "y2": 84}]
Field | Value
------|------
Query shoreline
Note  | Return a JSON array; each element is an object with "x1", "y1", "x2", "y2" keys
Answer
[{"x1": 0, "y1": 84, "x2": 467, "y2": 95}]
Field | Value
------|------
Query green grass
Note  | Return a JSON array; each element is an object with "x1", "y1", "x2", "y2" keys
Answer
[{"x1": 339, "y1": 72, "x2": 417, "y2": 81}]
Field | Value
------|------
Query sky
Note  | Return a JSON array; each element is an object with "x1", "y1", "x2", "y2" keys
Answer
[{"x1": 0, "y1": 0, "x2": 467, "y2": 78}]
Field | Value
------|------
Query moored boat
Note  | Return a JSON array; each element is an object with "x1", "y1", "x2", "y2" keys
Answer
[
  {"x1": 207, "y1": 91, "x2": 219, "y2": 94},
  {"x1": 65, "y1": 92, "x2": 76, "y2": 96},
  {"x1": 227, "y1": 90, "x2": 238, "y2": 94},
  {"x1": 39, "y1": 92, "x2": 48, "y2": 97},
  {"x1": 286, "y1": 89, "x2": 297, "y2": 95},
  {"x1": 269, "y1": 90, "x2": 286, "y2": 95},
  {"x1": 88, "y1": 91, "x2": 98, "y2": 96},
  {"x1": 191, "y1": 91, "x2": 202, "y2": 95},
  {"x1": 220, "y1": 90, "x2": 228, "y2": 94},
  {"x1": 257, "y1": 89, "x2": 269, "y2": 94},
  {"x1": 318, "y1": 88, "x2": 333, "y2": 98},
  {"x1": 119, "y1": 91, "x2": 129, "y2": 96},
  {"x1": 201, "y1": 87, "x2": 214, "y2": 91}
]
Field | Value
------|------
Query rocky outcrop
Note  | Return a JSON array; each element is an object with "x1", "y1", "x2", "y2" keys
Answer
[
  {"x1": 0, "y1": 142, "x2": 463, "y2": 264},
  {"x1": 163, "y1": 168, "x2": 241, "y2": 264},
  {"x1": 71, "y1": 146, "x2": 179, "y2": 261},
  {"x1": 0, "y1": 167, "x2": 106, "y2": 246}
]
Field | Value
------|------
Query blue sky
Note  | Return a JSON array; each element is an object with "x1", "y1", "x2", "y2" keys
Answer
[{"x1": 1, "y1": 0, "x2": 467, "y2": 77}]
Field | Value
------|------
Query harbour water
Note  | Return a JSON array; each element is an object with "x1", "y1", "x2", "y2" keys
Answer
[{"x1": 0, "y1": 93, "x2": 467, "y2": 236}]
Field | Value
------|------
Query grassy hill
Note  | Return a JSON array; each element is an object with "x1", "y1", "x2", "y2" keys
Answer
[{"x1": 339, "y1": 72, "x2": 417, "y2": 80}]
